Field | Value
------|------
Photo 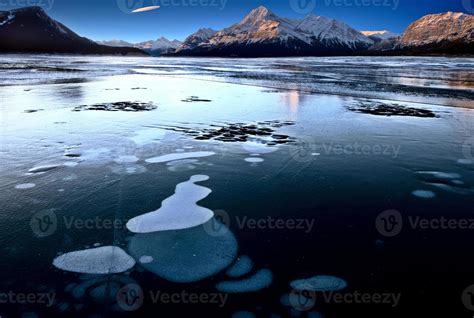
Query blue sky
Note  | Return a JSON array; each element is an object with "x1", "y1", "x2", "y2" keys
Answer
[{"x1": 1, "y1": 0, "x2": 470, "y2": 42}]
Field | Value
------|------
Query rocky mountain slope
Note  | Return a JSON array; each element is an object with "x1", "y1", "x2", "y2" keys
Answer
[
  {"x1": 0, "y1": 6, "x2": 146, "y2": 55},
  {"x1": 175, "y1": 6, "x2": 373, "y2": 57}
]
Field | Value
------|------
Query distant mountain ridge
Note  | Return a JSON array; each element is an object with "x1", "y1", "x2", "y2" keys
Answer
[
  {"x1": 0, "y1": 6, "x2": 146, "y2": 55},
  {"x1": 361, "y1": 30, "x2": 399, "y2": 42},
  {"x1": 175, "y1": 6, "x2": 374, "y2": 57},
  {"x1": 98, "y1": 37, "x2": 182, "y2": 56}
]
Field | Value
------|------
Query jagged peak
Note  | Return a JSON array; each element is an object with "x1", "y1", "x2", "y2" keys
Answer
[{"x1": 241, "y1": 6, "x2": 276, "y2": 25}]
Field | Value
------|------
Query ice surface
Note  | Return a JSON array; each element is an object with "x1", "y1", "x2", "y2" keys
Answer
[
  {"x1": 216, "y1": 269, "x2": 273, "y2": 293},
  {"x1": 226, "y1": 255, "x2": 254, "y2": 278},
  {"x1": 145, "y1": 152, "x2": 216, "y2": 164},
  {"x1": 242, "y1": 142, "x2": 278, "y2": 154},
  {"x1": 114, "y1": 155, "x2": 139, "y2": 164},
  {"x1": 128, "y1": 218, "x2": 238, "y2": 283},
  {"x1": 412, "y1": 190, "x2": 436, "y2": 199},
  {"x1": 28, "y1": 165, "x2": 60, "y2": 173},
  {"x1": 15, "y1": 183, "x2": 36, "y2": 189},
  {"x1": 53, "y1": 246, "x2": 136, "y2": 274},
  {"x1": 290, "y1": 275, "x2": 347, "y2": 291},
  {"x1": 126, "y1": 175, "x2": 214, "y2": 233},
  {"x1": 245, "y1": 157, "x2": 264, "y2": 163}
]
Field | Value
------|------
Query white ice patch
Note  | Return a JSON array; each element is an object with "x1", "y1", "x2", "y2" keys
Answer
[
  {"x1": 412, "y1": 190, "x2": 436, "y2": 199},
  {"x1": 128, "y1": 218, "x2": 238, "y2": 283},
  {"x1": 63, "y1": 162, "x2": 79, "y2": 167},
  {"x1": 242, "y1": 142, "x2": 278, "y2": 154},
  {"x1": 126, "y1": 175, "x2": 214, "y2": 233},
  {"x1": 145, "y1": 152, "x2": 215, "y2": 164},
  {"x1": 245, "y1": 157, "x2": 264, "y2": 163},
  {"x1": 290, "y1": 275, "x2": 347, "y2": 291},
  {"x1": 28, "y1": 165, "x2": 60, "y2": 174},
  {"x1": 15, "y1": 183, "x2": 36, "y2": 190},
  {"x1": 129, "y1": 129, "x2": 166, "y2": 146},
  {"x1": 53, "y1": 246, "x2": 136, "y2": 274},
  {"x1": 226, "y1": 255, "x2": 254, "y2": 278},
  {"x1": 81, "y1": 148, "x2": 111, "y2": 161},
  {"x1": 114, "y1": 155, "x2": 139, "y2": 164},
  {"x1": 416, "y1": 171, "x2": 461, "y2": 179},
  {"x1": 216, "y1": 269, "x2": 273, "y2": 293},
  {"x1": 139, "y1": 256, "x2": 154, "y2": 264}
]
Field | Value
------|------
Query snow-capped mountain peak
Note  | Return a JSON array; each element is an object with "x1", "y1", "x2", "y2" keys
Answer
[
  {"x1": 296, "y1": 14, "x2": 374, "y2": 48},
  {"x1": 361, "y1": 30, "x2": 399, "y2": 40}
]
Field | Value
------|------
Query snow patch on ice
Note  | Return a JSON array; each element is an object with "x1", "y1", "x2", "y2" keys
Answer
[
  {"x1": 15, "y1": 183, "x2": 36, "y2": 190},
  {"x1": 53, "y1": 246, "x2": 136, "y2": 274},
  {"x1": 145, "y1": 152, "x2": 215, "y2": 164},
  {"x1": 126, "y1": 175, "x2": 214, "y2": 233},
  {"x1": 412, "y1": 190, "x2": 436, "y2": 199}
]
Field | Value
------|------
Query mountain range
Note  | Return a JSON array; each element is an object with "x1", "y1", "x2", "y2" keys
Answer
[
  {"x1": 0, "y1": 6, "x2": 146, "y2": 55},
  {"x1": 1, "y1": 6, "x2": 472, "y2": 56},
  {"x1": 97, "y1": 37, "x2": 182, "y2": 56}
]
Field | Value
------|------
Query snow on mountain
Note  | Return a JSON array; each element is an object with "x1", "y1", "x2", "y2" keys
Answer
[
  {"x1": 176, "y1": 28, "x2": 217, "y2": 52},
  {"x1": 0, "y1": 6, "x2": 146, "y2": 55},
  {"x1": 136, "y1": 37, "x2": 182, "y2": 50},
  {"x1": 400, "y1": 12, "x2": 473, "y2": 47},
  {"x1": 97, "y1": 39, "x2": 134, "y2": 47},
  {"x1": 297, "y1": 14, "x2": 374, "y2": 49},
  {"x1": 176, "y1": 6, "x2": 373, "y2": 56},
  {"x1": 361, "y1": 30, "x2": 399, "y2": 41}
]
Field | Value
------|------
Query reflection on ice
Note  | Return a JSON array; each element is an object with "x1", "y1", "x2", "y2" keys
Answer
[
  {"x1": 128, "y1": 218, "x2": 238, "y2": 283},
  {"x1": 126, "y1": 175, "x2": 214, "y2": 233}
]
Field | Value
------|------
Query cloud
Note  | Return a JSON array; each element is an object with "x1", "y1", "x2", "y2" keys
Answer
[{"x1": 132, "y1": 6, "x2": 161, "y2": 13}]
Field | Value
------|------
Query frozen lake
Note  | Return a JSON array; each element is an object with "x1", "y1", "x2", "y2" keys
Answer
[{"x1": 0, "y1": 55, "x2": 473, "y2": 317}]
